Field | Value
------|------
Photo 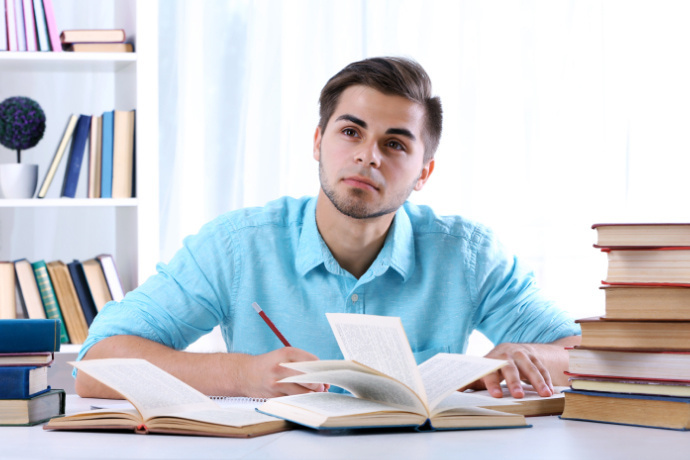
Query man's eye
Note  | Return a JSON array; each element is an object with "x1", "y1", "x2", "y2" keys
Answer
[
  {"x1": 343, "y1": 128, "x2": 358, "y2": 137},
  {"x1": 387, "y1": 141, "x2": 404, "y2": 150}
]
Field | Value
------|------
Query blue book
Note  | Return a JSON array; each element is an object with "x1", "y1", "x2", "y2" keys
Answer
[
  {"x1": 0, "y1": 319, "x2": 61, "y2": 353},
  {"x1": 61, "y1": 114, "x2": 92, "y2": 198},
  {"x1": 32, "y1": 0, "x2": 50, "y2": 52},
  {"x1": 67, "y1": 260, "x2": 98, "y2": 327},
  {"x1": 0, "y1": 366, "x2": 50, "y2": 399},
  {"x1": 100, "y1": 110, "x2": 114, "y2": 198}
]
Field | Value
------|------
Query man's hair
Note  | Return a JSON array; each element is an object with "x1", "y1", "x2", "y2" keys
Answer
[{"x1": 318, "y1": 56, "x2": 443, "y2": 162}]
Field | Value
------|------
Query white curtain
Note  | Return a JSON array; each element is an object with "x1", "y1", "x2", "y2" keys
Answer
[{"x1": 159, "y1": 0, "x2": 690, "y2": 352}]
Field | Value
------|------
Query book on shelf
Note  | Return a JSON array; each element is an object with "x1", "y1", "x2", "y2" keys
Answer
[
  {"x1": 0, "y1": 318, "x2": 61, "y2": 353},
  {"x1": 576, "y1": 317, "x2": 690, "y2": 351},
  {"x1": 45, "y1": 261, "x2": 89, "y2": 344},
  {"x1": 87, "y1": 114, "x2": 102, "y2": 198},
  {"x1": 466, "y1": 384, "x2": 567, "y2": 417},
  {"x1": 14, "y1": 0, "x2": 26, "y2": 51},
  {"x1": 560, "y1": 389, "x2": 690, "y2": 431},
  {"x1": 13, "y1": 259, "x2": 46, "y2": 320},
  {"x1": 258, "y1": 313, "x2": 528, "y2": 431},
  {"x1": 6, "y1": 0, "x2": 18, "y2": 51},
  {"x1": 81, "y1": 258, "x2": 113, "y2": 311},
  {"x1": 31, "y1": 261, "x2": 69, "y2": 343},
  {"x1": 66, "y1": 260, "x2": 98, "y2": 326},
  {"x1": 32, "y1": 0, "x2": 50, "y2": 51},
  {"x1": 22, "y1": 0, "x2": 36, "y2": 51},
  {"x1": 0, "y1": 0, "x2": 7, "y2": 51},
  {"x1": 100, "y1": 110, "x2": 114, "y2": 198},
  {"x1": 111, "y1": 109, "x2": 135, "y2": 198},
  {"x1": 569, "y1": 376, "x2": 690, "y2": 398},
  {"x1": 0, "y1": 352, "x2": 53, "y2": 367},
  {"x1": 59, "y1": 28, "x2": 126, "y2": 44},
  {"x1": 61, "y1": 114, "x2": 91, "y2": 198},
  {"x1": 602, "y1": 247, "x2": 690, "y2": 285},
  {"x1": 0, "y1": 366, "x2": 49, "y2": 399},
  {"x1": 0, "y1": 389, "x2": 64, "y2": 426},
  {"x1": 593, "y1": 223, "x2": 690, "y2": 248},
  {"x1": 96, "y1": 254, "x2": 125, "y2": 301},
  {"x1": 65, "y1": 42, "x2": 133, "y2": 53},
  {"x1": 0, "y1": 262, "x2": 16, "y2": 319},
  {"x1": 44, "y1": 358, "x2": 289, "y2": 437},
  {"x1": 601, "y1": 284, "x2": 690, "y2": 320},
  {"x1": 566, "y1": 347, "x2": 690, "y2": 381},
  {"x1": 37, "y1": 114, "x2": 78, "y2": 198},
  {"x1": 40, "y1": 0, "x2": 60, "y2": 51}
]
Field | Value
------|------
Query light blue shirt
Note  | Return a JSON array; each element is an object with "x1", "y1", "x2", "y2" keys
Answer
[{"x1": 79, "y1": 196, "x2": 580, "y2": 365}]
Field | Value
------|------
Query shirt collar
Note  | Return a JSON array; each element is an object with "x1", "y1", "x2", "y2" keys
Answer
[{"x1": 296, "y1": 198, "x2": 416, "y2": 282}]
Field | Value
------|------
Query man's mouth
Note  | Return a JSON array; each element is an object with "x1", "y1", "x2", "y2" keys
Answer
[{"x1": 342, "y1": 176, "x2": 379, "y2": 191}]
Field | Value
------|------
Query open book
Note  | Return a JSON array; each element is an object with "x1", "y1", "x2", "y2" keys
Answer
[
  {"x1": 258, "y1": 313, "x2": 529, "y2": 431},
  {"x1": 43, "y1": 359, "x2": 287, "y2": 437}
]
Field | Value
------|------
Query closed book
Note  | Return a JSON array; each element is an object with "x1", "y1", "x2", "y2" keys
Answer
[
  {"x1": 87, "y1": 114, "x2": 102, "y2": 198},
  {"x1": 569, "y1": 376, "x2": 690, "y2": 398},
  {"x1": 567, "y1": 348, "x2": 690, "y2": 381},
  {"x1": 593, "y1": 223, "x2": 690, "y2": 248},
  {"x1": 0, "y1": 352, "x2": 53, "y2": 367},
  {"x1": 6, "y1": 0, "x2": 18, "y2": 51},
  {"x1": 96, "y1": 254, "x2": 124, "y2": 301},
  {"x1": 60, "y1": 28, "x2": 126, "y2": 44},
  {"x1": 561, "y1": 389, "x2": 690, "y2": 431},
  {"x1": 46, "y1": 261, "x2": 88, "y2": 344},
  {"x1": 602, "y1": 284, "x2": 690, "y2": 320},
  {"x1": 61, "y1": 114, "x2": 92, "y2": 198},
  {"x1": 0, "y1": 262, "x2": 16, "y2": 319},
  {"x1": 67, "y1": 260, "x2": 98, "y2": 326},
  {"x1": 21, "y1": 0, "x2": 36, "y2": 51},
  {"x1": 13, "y1": 259, "x2": 46, "y2": 319},
  {"x1": 0, "y1": 389, "x2": 65, "y2": 426},
  {"x1": 40, "y1": 0, "x2": 60, "y2": 52},
  {"x1": 37, "y1": 114, "x2": 78, "y2": 198},
  {"x1": 577, "y1": 317, "x2": 690, "y2": 351},
  {"x1": 603, "y1": 247, "x2": 690, "y2": 286},
  {"x1": 0, "y1": 366, "x2": 49, "y2": 399},
  {"x1": 81, "y1": 258, "x2": 113, "y2": 311},
  {"x1": 14, "y1": 0, "x2": 26, "y2": 51},
  {"x1": 111, "y1": 110, "x2": 135, "y2": 198},
  {"x1": 0, "y1": 318, "x2": 60, "y2": 353},
  {"x1": 100, "y1": 110, "x2": 114, "y2": 198},
  {"x1": 65, "y1": 42, "x2": 133, "y2": 53},
  {"x1": 32, "y1": 0, "x2": 50, "y2": 51},
  {"x1": 0, "y1": 0, "x2": 7, "y2": 50},
  {"x1": 31, "y1": 261, "x2": 69, "y2": 344}
]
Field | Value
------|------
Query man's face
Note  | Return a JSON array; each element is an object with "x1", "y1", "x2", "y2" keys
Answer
[{"x1": 314, "y1": 85, "x2": 434, "y2": 220}]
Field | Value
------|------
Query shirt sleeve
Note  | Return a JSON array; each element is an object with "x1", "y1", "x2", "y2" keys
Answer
[
  {"x1": 469, "y1": 227, "x2": 581, "y2": 345},
  {"x1": 76, "y1": 217, "x2": 237, "y2": 363}
]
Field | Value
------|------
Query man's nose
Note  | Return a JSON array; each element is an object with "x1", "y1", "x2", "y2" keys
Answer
[{"x1": 354, "y1": 142, "x2": 381, "y2": 167}]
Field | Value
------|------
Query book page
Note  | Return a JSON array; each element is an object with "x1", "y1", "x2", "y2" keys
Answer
[
  {"x1": 72, "y1": 359, "x2": 218, "y2": 421},
  {"x1": 326, "y1": 313, "x2": 425, "y2": 403},
  {"x1": 418, "y1": 353, "x2": 506, "y2": 410},
  {"x1": 267, "y1": 392, "x2": 413, "y2": 417}
]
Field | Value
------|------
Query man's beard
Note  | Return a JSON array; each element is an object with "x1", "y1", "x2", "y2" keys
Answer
[{"x1": 318, "y1": 157, "x2": 420, "y2": 220}]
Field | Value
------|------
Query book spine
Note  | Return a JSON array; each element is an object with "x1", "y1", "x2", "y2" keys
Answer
[
  {"x1": 0, "y1": 0, "x2": 7, "y2": 51},
  {"x1": 0, "y1": 367, "x2": 47, "y2": 399},
  {"x1": 0, "y1": 262, "x2": 16, "y2": 319},
  {"x1": 37, "y1": 114, "x2": 79, "y2": 198},
  {"x1": 87, "y1": 115, "x2": 102, "y2": 198},
  {"x1": 40, "y1": 0, "x2": 60, "y2": 51},
  {"x1": 67, "y1": 261, "x2": 98, "y2": 327},
  {"x1": 21, "y1": 0, "x2": 35, "y2": 51},
  {"x1": 100, "y1": 110, "x2": 114, "y2": 198},
  {"x1": 31, "y1": 0, "x2": 49, "y2": 51},
  {"x1": 31, "y1": 262, "x2": 69, "y2": 344},
  {"x1": 0, "y1": 319, "x2": 60, "y2": 353},
  {"x1": 111, "y1": 110, "x2": 135, "y2": 198},
  {"x1": 60, "y1": 114, "x2": 92, "y2": 198},
  {"x1": 6, "y1": 0, "x2": 18, "y2": 51}
]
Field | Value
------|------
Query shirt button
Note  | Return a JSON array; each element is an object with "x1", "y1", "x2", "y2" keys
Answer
[{"x1": 351, "y1": 294, "x2": 359, "y2": 302}]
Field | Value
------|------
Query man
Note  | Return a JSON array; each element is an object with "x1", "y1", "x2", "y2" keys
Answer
[{"x1": 75, "y1": 57, "x2": 580, "y2": 400}]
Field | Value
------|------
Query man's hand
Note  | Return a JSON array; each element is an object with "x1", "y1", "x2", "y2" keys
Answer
[{"x1": 238, "y1": 347, "x2": 329, "y2": 398}]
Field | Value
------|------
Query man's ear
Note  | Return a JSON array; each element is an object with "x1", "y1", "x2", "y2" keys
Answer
[
  {"x1": 313, "y1": 126, "x2": 322, "y2": 161},
  {"x1": 414, "y1": 159, "x2": 435, "y2": 191}
]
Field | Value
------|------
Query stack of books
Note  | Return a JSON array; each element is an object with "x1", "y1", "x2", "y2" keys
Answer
[
  {"x1": 36, "y1": 110, "x2": 135, "y2": 199},
  {"x1": 0, "y1": 319, "x2": 65, "y2": 426},
  {"x1": 60, "y1": 28, "x2": 133, "y2": 53},
  {"x1": 0, "y1": 0, "x2": 61, "y2": 52},
  {"x1": 561, "y1": 223, "x2": 690, "y2": 430},
  {"x1": 0, "y1": 254, "x2": 124, "y2": 344}
]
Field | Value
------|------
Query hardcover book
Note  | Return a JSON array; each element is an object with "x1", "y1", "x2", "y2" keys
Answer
[
  {"x1": 593, "y1": 223, "x2": 690, "y2": 248},
  {"x1": 603, "y1": 247, "x2": 690, "y2": 286},
  {"x1": 65, "y1": 43, "x2": 133, "y2": 53},
  {"x1": 0, "y1": 366, "x2": 49, "y2": 399},
  {"x1": 32, "y1": 0, "x2": 50, "y2": 51},
  {"x1": 100, "y1": 110, "x2": 114, "y2": 198},
  {"x1": 31, "y1": 261, "x2": 69, "y2": 343},
  {"x1": 0, "y1": 319, "x2": 61, "y2": 353},
  {"x1": 601, "y1": 284, "x2": 690, "y2": 320},
  {"x1": 0, "y1": 352, "x2": 53, "y2": 367},
  {"x1": 87, "y1": 114, "x2": 102, "y2": 198},
  {"x1": 0, "y1": 389, "x2": 64, "y2": 426},
  {"x1": 40, "y1": 0, "x2": 61, "y2": 52},
  {"x1": 61, "y1": 114, "x2": 92, "y2": 198},
  {"x1": 258, "y1": 313, "x2": 528, "y2": 431},
  {"x1": 576, "y1": 317, "x2": 690, "y2": 351},
  {"x1": 96, "y1": 254, "x2": 124, "y2": 301},
  {"x1": 0, "y1": 261, "x2": 16, "y2": 319},
  {"x1": 81, "y1": 258, "x2": 113, "y2": 311},
  {"x1": 111, "y1": 110, "x2": 135, "y2": 198},
  {"x1": 567, "y1": 347, "x2": 690, "y2": 381},
  {"x1": 66, "y1": 260, "x2": 98, "y2": 326},
  {"x1": 569, "y1": 376, "x2": 690, "y2": 398},
  {"x1": 14, "y1": 259, "x2": 45, "y2": 320},
  {"x1": 37, "y1": 114, "x2": 78, "y2": 198},
  {"x1": 46, "y1": 261, "x2": 89, "y2": 344},
  {"x1": 59, "y1": 28, "x2": 126, "y2": 44}
]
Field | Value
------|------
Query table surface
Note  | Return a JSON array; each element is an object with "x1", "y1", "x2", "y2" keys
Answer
[{"x1": 3, "y1": 395, "x2": 690, "y2": 460}]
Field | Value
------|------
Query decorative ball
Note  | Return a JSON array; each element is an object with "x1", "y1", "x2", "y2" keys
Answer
[{"x1": 0, "y1": 96, "x2": 46, "y2": 152}]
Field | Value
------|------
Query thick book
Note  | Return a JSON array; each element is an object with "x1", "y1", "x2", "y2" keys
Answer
[
  {"x1": 31, "y1": 261, "x2": 69, "y2": 344},
  {"x1": 0, "y1": 318, "x2": 60, "y2": 353},
  {"x1": 61, "y1": 114, "x2": 92, "y2": 198},
  {"x1": 577, "y1": 316, "x2": 690, "y2": 351},
  {"x1": 96, "y1": 254, "x2": 124, "y2": 301},
  {"x1": 602, "y1": 284, "x2": 690, "y2": 320},
  {"x1": 593, "y1": 223, "x2": 690, "y2": 248},
  {"x1": 65, "y1": 43, "x2": 133, "y2": 53},
  {"x1": 66, "y1": 260, "x2": 98, "y2": 326},
  {"x1": 602, "y1": 247, "x2": 690, "y2": 286},
  {"x1": 0, "y1": 262, "x2": 16, "y2": 319},
  {"x1": 44, "y1": 359, "x2": 288, "y2": 437},
  {"x1": 40, "y1": 0, "x2": 60, "y2": 52},
  {"x1": 14, "y1": 259, "x2": 46, "y2": 319},
  {"x1": 258, "y1": 313, "x2": 528, "y2": 431},
  {"x1": 81, "y1": 258, "x2": 113, "y2": 311},
  {"x1": 59, "y1": 28, "x2": 125, "y2": 44},
  {"x1": 569, "y1": 376, "x2": 690, "y2": 398},
  {"x1": 37, "y1": 114, "x2": 78, "y2": 198},
  {"x1": 0, "y1": 389, "x2": 64, "y2": 426},
  {"x1": 100, "y1": 110, "x2": 114, "y2": 198},
  {"x1": 561, "y1": 389, "x2": 690, "y2": 431},
  {"x1": 0, "y1": 366, "x2": 49, "y2": 399},
  {"x1": 32, "y1": 0, "x2": 50, "y2": 51},
  {"x1": 567, "y1": 347, "x2": 690, "y2": 381},
  {"x1": 466, "y1": 384, "x2": 567, "y2": 417},
  {"x1": 111, "y1": 110, "x2": 135, "y2": 198},
  {"x1": 45, "y1": 261, "x2": 89, "y2": 344},
  {"x1": 87, "y1": 114, "x2": 102, "y2": 198},
  {"x1": 0, "y1": 352, "x2": 53, "y2": 367}
]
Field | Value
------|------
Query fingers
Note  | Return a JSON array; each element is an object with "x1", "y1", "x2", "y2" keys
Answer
[{"x1": 480, "y1": 371, "x2": 505, "y2": 398}]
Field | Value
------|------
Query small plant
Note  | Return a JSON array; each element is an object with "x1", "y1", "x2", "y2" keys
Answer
[{"x1": 0, "y1": 96, "x2": 46, "y2": 163}]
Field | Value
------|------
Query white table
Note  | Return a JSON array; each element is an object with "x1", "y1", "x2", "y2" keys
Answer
[{"x1": 3, "y1": 395, "x2": 690, "y2": 459}]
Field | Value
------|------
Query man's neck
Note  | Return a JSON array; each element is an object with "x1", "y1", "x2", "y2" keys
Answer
[{"x1": 314, "y1": 190, "x2": 395, "y2": 279}]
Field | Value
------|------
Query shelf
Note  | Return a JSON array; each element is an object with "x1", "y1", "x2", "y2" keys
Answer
[
  {"x1": 0, "y1": 52, "x2": 137, "y2": 72},
  {"x1": 0, "y1": 198, "x2": 138, "y2": 208}
]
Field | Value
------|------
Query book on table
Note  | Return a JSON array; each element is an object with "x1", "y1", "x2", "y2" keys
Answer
[
  {"x1": 0, "y1": 366, "x2": 49, "y2": 399},
  {"x1": 0, "y1": 352, "x2": 53, "y2": 367},
  {"x1": 465, "y1": 384, "x2": 568, "y2": 417},
  {"x1": 0, "y1": 318, "x2": 61, "y2": 353},
  {"x1": 602, "y1": 247, "x2": 690, "y2": 285},
  {"x1": 257, "y1": 313, "x2": 529, "y2": 431},
  {"x1": 576, "y1": 317, "x2": 690, "y2": 350},
  {"x1": 593, "y1": 223, "x2": 690, "y2": 248},
  {"x1": 44, "y1": 359, "x2": 288, "y2": 437},
  {"x1": 0, "y1": 389, "x2": 65, "y2": 426},
  {"x1": 601, "y1": 284, "x2": 690, "y2": 320},
  {"x1": 567, "y1": 347, "x2": 690, "y2": 381},
  {"x1": 569, "y1": 375, "x2": 690, "y2": 398}
]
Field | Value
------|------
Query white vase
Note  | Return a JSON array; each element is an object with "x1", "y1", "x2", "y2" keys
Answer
[{"x1": 0, "y1": 164, "x2": 39, "y2": 199}]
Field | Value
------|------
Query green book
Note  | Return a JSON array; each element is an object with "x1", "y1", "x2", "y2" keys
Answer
[{"x1": 31, "y1": 261, "x2": 69, "y2": 344}]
